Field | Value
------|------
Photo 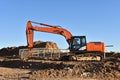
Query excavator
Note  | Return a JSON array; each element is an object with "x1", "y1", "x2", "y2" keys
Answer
[{"x1": 22, "y1": 21, "x2": 105, "y2": 61}]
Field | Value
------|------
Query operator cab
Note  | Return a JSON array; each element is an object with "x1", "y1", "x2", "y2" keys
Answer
[{"x1": 69, "y1": 36, "x2": 87, "y2": 51}]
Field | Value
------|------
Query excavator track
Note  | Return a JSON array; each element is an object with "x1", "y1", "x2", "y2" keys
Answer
[{"x1": 60, "y1": 53, "x2": 104, "y2": 61}]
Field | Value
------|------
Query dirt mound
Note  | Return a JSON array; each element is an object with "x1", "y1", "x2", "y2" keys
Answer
[
  {"x1": 29, "y1": 61, "x2": 120, "y2": 79},
  {"x1": 1, "y1": 59, "x2": 119, "y2": 79},
  {"x1": 0, "y1": 52, "x2": 119, "y2": 79},
  {"x1": 33, "y1": 41, "x2": 58, "y2": 49},
  {"x1": 0, "y1": 41, "x2": 59, "y2": 57},
  {"x1": 0, "y1": 41, "x2": 120, "y2": 79}
]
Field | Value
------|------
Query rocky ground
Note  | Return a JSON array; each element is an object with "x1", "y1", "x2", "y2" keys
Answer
[{"x1": 0, "y1": 41, "x2": 120, "y2": 80}]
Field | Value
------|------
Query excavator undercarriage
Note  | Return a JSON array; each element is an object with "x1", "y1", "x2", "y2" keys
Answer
[{"x1": 19, "y1": 48, "x2": 104, "y2": 61}]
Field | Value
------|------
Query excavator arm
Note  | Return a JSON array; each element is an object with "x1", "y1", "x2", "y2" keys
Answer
[
  {"x1": 24, "y1": 21, "x2": 72, "y2": 60},
  {"x1": 26, "y1": 21, "x2": 72, "y2": 49}
]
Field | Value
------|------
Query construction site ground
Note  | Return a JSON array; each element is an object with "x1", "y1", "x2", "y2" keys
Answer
[
  {"x1": 0, "y1": 55, "x2": 120, "y2": 80},
  {"x1": 0, "y1": 41, "x2": 120, "y2": 80}
]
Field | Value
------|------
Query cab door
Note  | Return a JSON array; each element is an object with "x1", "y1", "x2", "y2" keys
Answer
[{"x1": 69, "y1": 36, "x2": 87, "y2": 51}]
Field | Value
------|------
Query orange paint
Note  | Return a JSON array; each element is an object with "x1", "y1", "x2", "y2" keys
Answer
[{"x1": 87, "y1": 42, "x2": 105, "y2": 53}]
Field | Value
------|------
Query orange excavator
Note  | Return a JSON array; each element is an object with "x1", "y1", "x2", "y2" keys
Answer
[{"x1": 23, "y1": 21, "x2": 105, "y2": 61}]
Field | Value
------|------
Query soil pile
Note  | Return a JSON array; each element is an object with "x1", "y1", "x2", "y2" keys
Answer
[
  {"x1": 27, "y1": 59, "x2": 119, "y2": 79},
  {"x1": 0, "y1": 59, "x2": 120, "y2": 80},
  {"x1": 33, "y1": 41, "x2": 58, "y2": 49},
  {"x1": 0, "y1": 40, "x2": 120, "y2": 80},
  {"x1": 0, "y1": 41, "x2": 59, "y2": 57}
]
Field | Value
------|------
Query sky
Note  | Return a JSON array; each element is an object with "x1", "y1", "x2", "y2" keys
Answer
[{"x1": 0, "y1": 0, "x2": 120, "y2": 52}]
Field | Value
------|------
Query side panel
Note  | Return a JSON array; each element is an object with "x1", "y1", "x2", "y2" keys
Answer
[{"x1": 87, "y1": 42, "x2": 105, "y2": 53}]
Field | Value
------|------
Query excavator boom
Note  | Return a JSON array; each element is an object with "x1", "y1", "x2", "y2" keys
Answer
[{"x1": 26, "y1": 21, "x2": 72, "y2": 49}]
